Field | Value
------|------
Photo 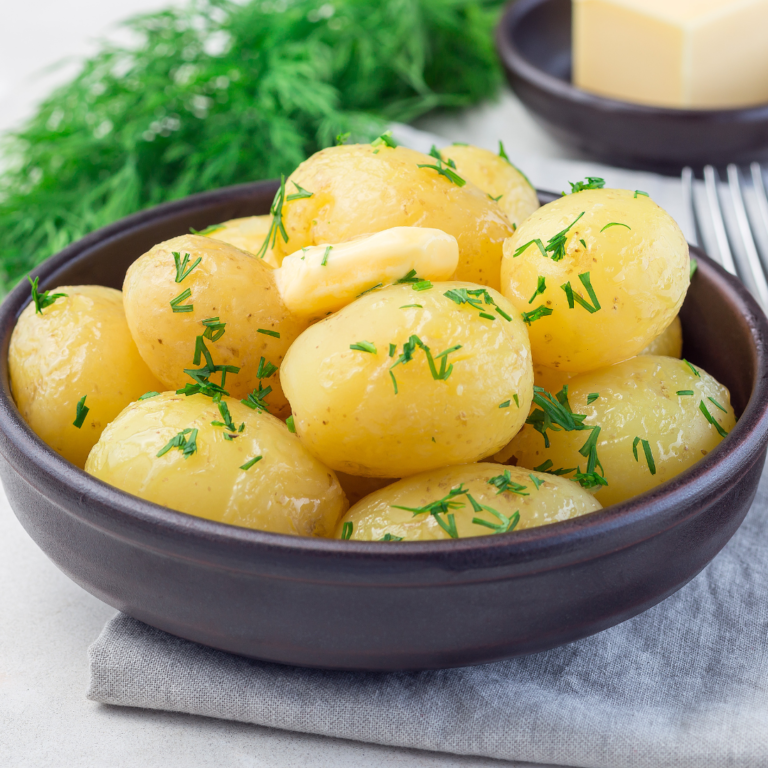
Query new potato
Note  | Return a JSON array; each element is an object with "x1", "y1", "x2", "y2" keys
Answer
[
  {"x1": 501, "y1": 189, "x2": 689, "y2": 372},
  {"x1": 85, "y1": 392, "x2": 347, "y2": 536},
  {"x1": 336, "y1": 463, "x2": 602, "y2": 541},
  {"x1": 496, "y1": 356, "x2": 735, "y2": 506},
  {"x1": 123, "y1": 234, "x2": 307, "y2": 419},
  {"x1": 439, "y1": 143, "x2": 539, "y2": 228},
  {"x1": 9, "y1": 285, "x2": 163, "y2": 468},
  {"x1": 204, "y1": 215, "x2": 279, "y2": 267},
  {"x1": 280, "y1": 282, "x2": 534, "y2": 478},
  {"x1": 276, "y1": 144, "x2": 514, "y2": 289},
  {"x1": 641, "y1": 315, "x2": 683, "y2": 358}
]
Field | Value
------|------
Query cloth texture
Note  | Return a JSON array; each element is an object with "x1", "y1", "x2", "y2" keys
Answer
[{"x1": 88, "y1": 465, "x2": 768, "y2": 768}]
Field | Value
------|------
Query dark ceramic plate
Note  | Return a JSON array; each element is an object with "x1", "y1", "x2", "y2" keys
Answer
[
  {"x1": 496, "y1": 0, "x2": 768, "y2": 173},
  {"x1": 1, "y1": 181, "x2": 767, "y2": 671}
]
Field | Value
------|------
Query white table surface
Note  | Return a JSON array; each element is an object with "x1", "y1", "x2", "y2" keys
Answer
[{"x1": 0, "y1": 4, "x2": 688, "y2": 766}]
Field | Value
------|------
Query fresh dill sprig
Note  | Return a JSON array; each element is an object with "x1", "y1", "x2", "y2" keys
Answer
[
  {"x1": 73, "y1": 395, "x2": 89, "y2": 429},
  {"x1": 513, "y1": 213, "x2": 585, "y2": 262},
  {"x1": 202, "y1": 316, "x2": 226, "y2": 341},
  {"x1": 28, "y1": 276, "x2": 67, "y2": 314},
  {"x1": 561, "y1": 272, "x2": 601, "y2": 313},
  {"x1": 173, "y1": 251, "x2": 201, "y2": 282},
  {"x1": 487, "y1": 470, "x2": 529, "y2": 496},
  {"x1": 567, "y1": 177, "x2": 605, "y2": 194},
  {"x1": 341, "y1": 521, "x2": 354, "y2": 540},
  {"x1": 521, "y1": 305, "x2": 553, "y2": 325},
  {"x1": 190, "y1": 224, "x2": 224, "y2": 236},
  {"x1": 240, "y1": 455, "x2": 263, "y2": 471},
  {"x1": 157, "y1": 427, "x2": 198, "y2": 459},
  {"x1": 632, "y1": 436, "x2": 656, "y2": 475},
  {"x1": 241, "y1": 383, "x2": 272, "y2": 413}
]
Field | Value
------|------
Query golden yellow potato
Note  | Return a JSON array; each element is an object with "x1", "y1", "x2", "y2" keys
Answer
[
  {"x1": 641, "y1": 315, "x2": 683, "y2": 358},
  {"x1": 85, "y1": 392, "x2": 347, "y2": 536},
  {"x1": 335, "y1": 472, "x2": 396, "y2": 506},
  {"x1": 501, "y1": 189, "x2": 689, "y2": 372},
  {"x1": 202, "y1": 215, "x2": 279, "y2": 267},
  {"x1": 276, "y1": 144, "x2": 514, "y2": 289},
  {"x1": 336, "y1": 463, "x2": 602, "y2": 541},
  {"x1": 9, "y1": 285, "x2": 163, "y2": 469},
  {"x1": 533, "y1": 363, "x2": 573, "y2": 393},
  {"x1": 123, "y1": 234, "x2": 308, "y2": 419},
  {"x1": 439, "y1": 144, "x2": 539, "y2": 228},
  {"x1": 280, "y1": 282, "x2": 533, "y2": 478},
  {"x1": 496, "y1": 356, "x2": 735, "y2": 506}
]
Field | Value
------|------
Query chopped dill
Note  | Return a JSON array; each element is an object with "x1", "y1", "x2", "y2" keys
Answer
[
  {"x1": 28, "y1": 276, "x2": 66, "y2": 314},
  {"x1": 73, "y1": 395, "x2": 89, "y2": 429}
]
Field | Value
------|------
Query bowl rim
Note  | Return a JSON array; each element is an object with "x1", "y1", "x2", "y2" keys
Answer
[
  {"x1": 496, "y1": 0, "x2": 768, "y2": 120},
  {"x1": 2, "y1": 180, "x2": 768, "y2": 575}
]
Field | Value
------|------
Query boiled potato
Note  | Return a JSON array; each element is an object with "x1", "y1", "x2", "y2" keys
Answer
[
  {"x1": 276, "y1": 144, "x2": 514, "y2": 289},
  {"x1": 9, "y1": 285, "x2": 163, "y2": 469},
  {"x1": 496, "y1": 356, "x2": 735, "y2": 506},
  {"x1": 275, "y1": 227, "x2": 458, "y2": 320},
  {"x1": 439, "y1": 144, "x2": 539, "y2": 228},
  {"x1": 641, "y1": 315, "x2": 683, "y2": 358},
  {"x1": 85, "y1": 392, "x2": 347, "y2": 536},
  {"x1": 336, "y1": 463, "x2": 602, "y2": 541},
  {"x1": 335, "y1": 472, "x2": 396, "y2": 506},
  {"x1": 123, "y1": 234, "x2": 308, "y2": 419},
  {"x1": 501, "y1": 189, "x2": 689, "y2": 372},
  {"x1": 280, "y1": 281, "x2": 533, "y2": 478},
  {"x1": 202, "y1": 215, "x2": 279, "y2": 267},
  {"x1": 533, "y1": 363, "x2": 572, "y2": 393}
]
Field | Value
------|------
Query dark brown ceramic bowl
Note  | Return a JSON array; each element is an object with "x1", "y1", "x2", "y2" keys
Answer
[
  {"x1": 497, "y1": 0, "x2": 768, "y2": 173},
  {"x1": 1, "y1": 181, "x2": 767, "y2": 671}
]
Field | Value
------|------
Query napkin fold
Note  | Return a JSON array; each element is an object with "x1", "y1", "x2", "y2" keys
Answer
[{"x1": 88, "y1": 463, "x2": 768, "y2": 768}]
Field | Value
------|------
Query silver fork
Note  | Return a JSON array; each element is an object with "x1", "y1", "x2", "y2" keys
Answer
[{"x1": 683, "y1": 163, "x2": 768, "y2": 311}]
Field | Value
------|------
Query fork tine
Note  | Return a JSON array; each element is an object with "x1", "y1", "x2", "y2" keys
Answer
[
  {"x1": 727, "y1": 164, "x2": 768, "y2": 310},
  {"x1": 751, "y1": 163, "x2": 768, "y2": 240},
  {"x1": 682, "y1": 167, "x2": 703, "y2": 248},
  {"x1": 703, "y1": 165, "x2": 738, "y2": 275}
]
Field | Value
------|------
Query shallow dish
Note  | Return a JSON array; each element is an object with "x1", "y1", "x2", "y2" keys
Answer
[
  {"x1": 1, "y1": 181, "x2": 767, "y2": 671},
  {"x1": 496, "y1": 0, "x2": 768, "y2": 172}
]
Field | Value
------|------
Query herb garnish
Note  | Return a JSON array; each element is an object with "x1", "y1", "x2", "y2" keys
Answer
[
  {"x1": 683, "y1": 360, "x2": 700, "y2": 378},
  {"x1": 257, "y1": 357, "x2": 278, "y2": 379},
  {"x1": 708, "y1": 396, "x2": 727, "y2": 413},
  {"x1": 73, "y1": 395, "x2": 89, "y2": 428},
  {"x1": 372, "y1": 130, "x2": 397, "y2": 148},
  {"x1": 157, "y1": 427, "x2": 198, "y2": 459},
  {"x1": 567, "y1": 177, "x2": 605, "y2": 194},
  {"x1": 350, "y1": 341, "x2": 377, "y2": 354},
  {"x1": 522, "y1": 306, "x2": 553, "y2": 325},
  {"x1": 341, "y1": 521, "x2": 354, "y2": 540},
  {"x1": 470, "y1": 496, "x2": 520, "y2": 534},
  {"x1": 634, "y1": 190, "x2": 649, "y2": 198},
  {"x1": 632, "y1": 437, "x2": 656, "y2": 475},
  {"x1": 499, "y1": 400, "x2": 510, "y2": 408},
  {"x1": 255, "y1": 175, "x2": 289, "y2": 259},
  {"x1": 513, "y1": 212, "x2": 585, "y2": 262},
  {"x1": 176, "y1": 335, "x2": 239, "y2": 401},
  {"x1": 587, "y1": 393, "x2": 599, "y2": 404},
  {"x1": 286, "y1": 415, "x2": 296, "y2": 433},
  {"x1": 240, "y1": 455, "x2": 263, "y2": 471},
  {"x1": 400, "y1": 304, "x2": 423, "y2": 309},
  {"x1": 335, "y1": 132, "x2": 350, "y2": 146},
  {"x1": 139, "y1": 391, "x2": 160, "y2": 400},
  {"x1": 417, "y1": 152, "x2": 466, "y2": 187},
  {"x1": 320, "y1": 245, "x2": 332, "y2": 266},
  {"x1": 444, "y1": 286, "x2": 511, "y2": 321},
  {"x1": 529, "y1": 474, "x2": 544, "y2": 490},
  {"x1": 190, "y1": 224, "x2": 223, "y2": 236},
  {"x1": 489, "y1": 193, "x2": 503, "y2": 202},
  {"x1": 412, "y1": 280, "x2": 433, "y2": 291},
  {"x1": 487, "y1": 470, "x2": 529, "y2": 496},
  {"x1": 677, "y1": 390, "x2": 694, "y2": 396},
  {"x1": 28, "y1": 276, "x2": 66, "y2": 314},
  {"x1": 528, "y1": 276, "x2": 546, "y2": 304},
  {"x1": 392, "y1": 485, "x2": 469, "y2": 539},
  {"x1": 241, "y1": 384, "x2": 272, "y2": 413},
  {"x1": 561, "y1": 271, "x2": 601, "y2": 313},
  {"x1": 699, "y1": 400, "x2": 729, "y2": 438},
  {"x1": 513, "y1": 394, "x2": 520, "y2": 407},
  {"x1": 170, "y1": 287, "x2": 193, "y2": 313},
  {"x1": 173, "y1": 251, "x2": 202, "y2": 283},
  {"x1": 211, "y1": 401, "x2": 242, "y2": 436},
  {"x1": 690, "y1": 258, "x2": 698, "y2": 279},
  {"x1": 601, "y1": 222, "x2": 631, "y2": 232},
  {"x1": 257, "y1": 328, "x2": 280, "y2": 338},
  {"x1": 380, "y1": 533, "x2": 404, "y2": 541},
  {"x1": 395, "y1": 269, "x2": 420, "y2": 284},
  {"x1": 202, "y1": 316, "x2": 226, "y2": 341},
  {"x1": 388, "y1": 335, "x2": 461, "y2": 392}
]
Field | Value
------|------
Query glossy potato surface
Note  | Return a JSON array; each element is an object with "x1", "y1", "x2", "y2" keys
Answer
[
  {"x1": 336, "y1": 463, "x2": 602, "y2": 541},
  {"x1": 205, "y1": 215, "x2": 279, "y2": 267},
  {"x1": 277, "y1": 144, "x2": 514, "y2": 289},
  {"x1": 9, "y1": 286, "x2": 163, "y2": 468},
  {"x1": 501, "y1": 189, "x2": 689, "y2": 372},
  {"x1": 280, "y1": 282, "x2": 533, "y2": 477},
  {"x1": 641, "y1": 315, "x2": 683, "y2": 358},
  {"x1": 86, "y1": 392, "x2": 347, "y2": 536},
  {"x1": 496, "y1": 356, "x2": 736, "y2": 506},
  {"x1": 440, "y1": 144, "x2": 539, "y2": 228},
  {"x1": 123, "y1": 235, "x2": 307, "y2": 419}
]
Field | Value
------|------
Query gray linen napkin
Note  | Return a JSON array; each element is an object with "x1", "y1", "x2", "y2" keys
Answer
[{"x1": 88, "y1": 462, "x2": 768, "y2": 768}]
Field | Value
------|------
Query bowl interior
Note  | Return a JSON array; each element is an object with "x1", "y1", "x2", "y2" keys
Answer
[{"x1": 511, "y1": 0, "x2": 572, "y2": 83}]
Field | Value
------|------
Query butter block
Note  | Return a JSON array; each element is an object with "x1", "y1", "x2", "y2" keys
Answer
[{"x1": 573, "y1": 0, "x2": 768, "y2": 109}]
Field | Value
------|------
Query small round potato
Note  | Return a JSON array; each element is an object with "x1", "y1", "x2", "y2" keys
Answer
[
  {"x1": 203, "y1": 215, "x2": 279, "y2": 267},
  {"x1": 501, "y1": 189, "x2": 689, "y2": 372},
  {"x1": 439, "y1": 144, "x2": 539, "y2": 228},
  {"x1": 496, "y1": 356, "x2": 736, "y2": 506},
  {"x1": 9, "y1": 285, "x2": 163, "y2": 468},
  {"x1": 533, "y1": 363, "x2": 572, "y2": 394},
  {"x1": 85, "y1": 392, "x2": 347, "y2": 536},
  {"x1": 336, "y1": 463, "x2": 602, "y2": 541},
  {"x1": 123, "y1": 234, "x2": 308, "y2": 419},
  {"x1": 280, "y1": 282, "x2": 533, "y2": 478},
  {"x1": 641, "y1": 315, "x2": 683, "y2": 358},
  {"x1": 277, "y1": 144, "x2": 514, "y2": 289}
]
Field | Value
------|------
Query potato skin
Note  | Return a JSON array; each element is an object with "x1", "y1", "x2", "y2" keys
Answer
[
  {"x1": 85, "y1": 392, "x2": 347, "y2": 536},
  {"x1": 278, "y1": 144, "x2": 514, "y2": 289},
  {"x1": 123, "y1": 235, "x2": 308, "y2": 419},
  {"x1": 280, "y1": 282, "x2": 533, "y2": 478},
  {"x1": 496, "y1": 356, "x2": 736, "y2": 506},
  {"x1": 205, "y1": 215, "x2": 279, "y2": 267},
  {"x1": 641, "y1": 315, "x2": 683, "y2": 358},
  {"x1": 501, "y1": 189, "x2": 689, "y2": 372},
  {"x1": 439, "y1": 144, "x2": 539, "y2": 228},
  {"x1": 9, "y1": 286, "x2": 163, "y2": 469},
  {"x1": 336, "y1": 463, "x2": 602, "y2": 541}
]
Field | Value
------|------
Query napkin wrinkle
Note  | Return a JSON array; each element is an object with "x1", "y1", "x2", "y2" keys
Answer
[{"x1": 88, "y1": 469, "x2": 768, "y2": 768}]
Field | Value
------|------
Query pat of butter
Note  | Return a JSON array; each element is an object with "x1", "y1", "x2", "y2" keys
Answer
[{"x1": 573, "y1": 0, "x2": 768, "y2": 109}]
